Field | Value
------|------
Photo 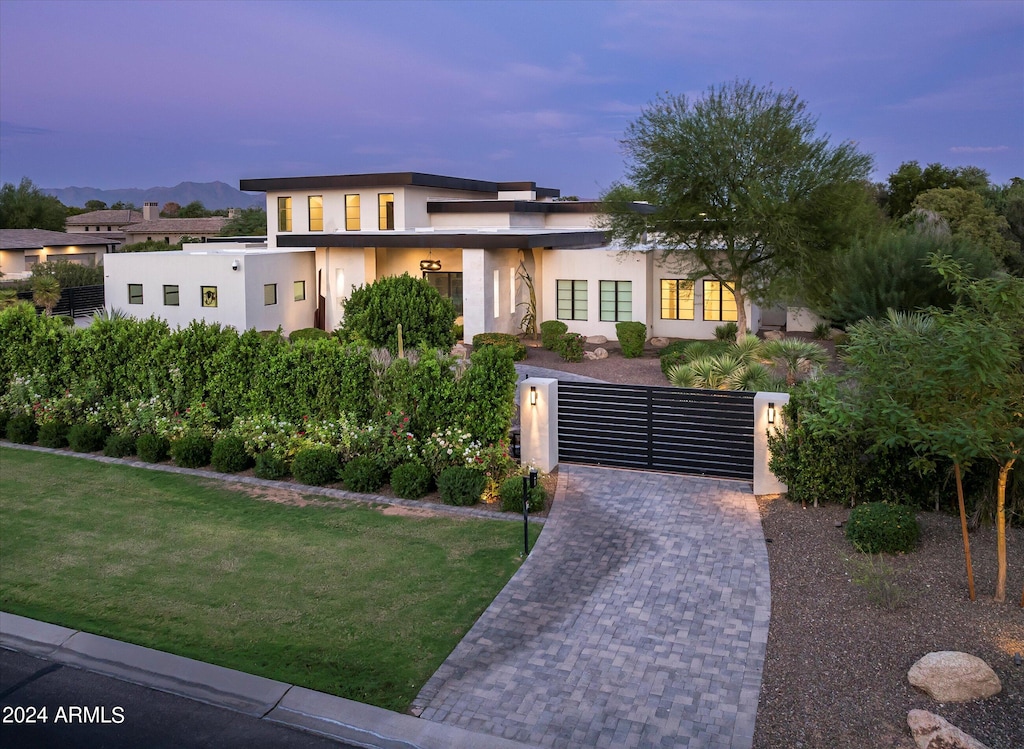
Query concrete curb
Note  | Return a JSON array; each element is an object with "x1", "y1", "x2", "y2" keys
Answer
[{"x1": 1, "y1": 611, "x2": 538, "y2": 748}]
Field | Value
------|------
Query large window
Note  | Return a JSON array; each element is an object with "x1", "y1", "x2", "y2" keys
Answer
[
  {"x1": 345, "y1": 194, "x2": 360, "y2": 231},
  {"x1": 264, "y1": 283, "x2": 277, "y2": 306},
  {"x1": 661, "y1": 279, "x2": 694, "y2": 320},
  {"x1": 277, "y1": 197, "x2": 292, "y2": 232},
  {"x1": 556, "y1": 280, "x2": 587, "y2": 320},
  {"x1": 703, "y1": 280, "x2": 738, "y2": 321},
  {"x1": 599, "y1": 280, "x2": 631, "y2": 322},
  {"x1": 163, "y1": 285, "x2": 179, "y2": 306},
  {"x1": 378, "y1": 193, "x2": 394, "y2": 230},
  {"x1": 308, "y1": 196, "x2": 323, "y2": 232},
  {"x1": 423, "y1": 271, "x2": 463, "y2": 316},
  {"x1": 128, "y1": 284, "x2": 143, "y2": 305},
  {"x1": 293, "y1": 280, "x2": 306, "y2": 301}
]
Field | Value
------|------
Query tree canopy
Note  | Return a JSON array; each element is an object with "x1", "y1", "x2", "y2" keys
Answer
[
  {"x1": 601, "y1": 80, "x2": 874, "y2": 339},
  {"x1": 219, "y1": 207, "x2": 267, "y2": 236},
  {"x1": 883, "y1": 161, "x2": 990, "y2": 218},
  {"x1": 0, "y1": 178, "x2": 68, "y2": 231}
]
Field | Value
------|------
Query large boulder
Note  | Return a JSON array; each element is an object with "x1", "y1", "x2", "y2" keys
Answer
[
  {"x1": 763, "y1": 330, "x2": 785, "y2": 341},
  {"x1": 907, "y1": 710, "x2": 991, "y2": 749},
  {"x1": 908, "y1": 652, "x2": 1001, "y2": 702},
  {"x1": 649, "y1": 336, "x2": 670, "y2": 349},
  {"x1": 582, "y1": 347, "x2": 609, "y2": 361},
  {"x1": 586, "y1": 335, "x2": 608, "y2": 345}
]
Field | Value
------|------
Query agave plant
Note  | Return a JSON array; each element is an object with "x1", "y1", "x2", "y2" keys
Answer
[
  {"x1": 760, "y1": 338, "x2": 830, "y2": 386},
  {"x1": 92, "y1": 306, "x2": 131, "y2": 322}
]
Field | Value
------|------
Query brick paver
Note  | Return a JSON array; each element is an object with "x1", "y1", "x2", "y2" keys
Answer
[{"x1": 412, "y1": 465, "x2": 770, "y2": 748}]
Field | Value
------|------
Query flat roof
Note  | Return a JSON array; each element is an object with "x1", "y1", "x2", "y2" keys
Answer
[
  {"x1": 239, "y1": 172, "x2": 560, "y2": 198},
  {"x1": 276, "y1": 228, "x2": 609, "y2": 250}
]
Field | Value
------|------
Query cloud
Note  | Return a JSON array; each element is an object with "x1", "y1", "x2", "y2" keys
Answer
[
  {"x1": 0, "y1": 121, "x2": 55, "y2": 136},
  {"x1": 887, "y1": 73, "x2": 1022, "y2": 114},
  {"x1": 238, "y1": 138, "x2": 278, "y2": 148},
  {"x1": 949, "y1": 145, "x2": 1010, "y2": 154}
]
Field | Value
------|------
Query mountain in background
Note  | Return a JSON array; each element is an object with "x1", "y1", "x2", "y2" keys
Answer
[{"x1": 42, "y1": 181, "x2": 264, "y2": 210}]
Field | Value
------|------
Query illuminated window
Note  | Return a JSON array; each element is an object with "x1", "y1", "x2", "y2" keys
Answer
[
  {"x1": 378, "y1": 193, "x2": 394, "y2": 230},
  {"x1": 345, "y1": 194, "x2": 360, "y2": 231},
  {"x1": 308, "y1": 196, "x2": 323, "y2": 232},
  {"x1": 600, "y1": 280, "x2": 631, "y2": 322},
  {"x1": 703, "y1": 280, "x2": 738, "y2": 321},
  {"x1": 661, "y1": 279, "x2": 694, "y2": 320},
  {"x1": 264, "y1": 283, "x2": 277, "y2": 306},
  {"x1": 278, "y1": 197, "x2": 292, "y2": 232},
  {"x1": 128, "y1": 284, "x2": 143, "y2": 304},
  {"x1": 163, "y1": 285, "x2": 179, "y2": 306},
  {"x1": 556, "y1": 280, "x2": 587, "y2": 320},
  {"x1": 293, "y1": 280, "x2": 306, "y2": 301}
]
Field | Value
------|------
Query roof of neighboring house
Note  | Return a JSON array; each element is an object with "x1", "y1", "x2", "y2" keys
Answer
[
  {"x1": 239, "y1": 172, "x2": 560, "y2": 198},
  {"x1": 123, "y1": 217, "x2": 230, "y2": 234},
  {"x1": 65, "y1": 210, "x2": 143, "y2": 226},
  {"x1": 0, "y1": 229, "x2": 117, "y2": 250}
]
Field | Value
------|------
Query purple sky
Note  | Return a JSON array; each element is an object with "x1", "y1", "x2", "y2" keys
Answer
[{"x1": 1, "y1": 0, "x2": 1022, "y2": 197}]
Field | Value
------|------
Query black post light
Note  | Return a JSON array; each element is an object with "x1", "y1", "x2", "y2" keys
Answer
[{"x1": 522, "y1": 467, "x2": 538, "y2": 556}]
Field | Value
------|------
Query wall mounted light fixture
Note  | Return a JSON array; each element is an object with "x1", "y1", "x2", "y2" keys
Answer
[
  {"x1": 767, "y1": 402, "x2": 776, "y2": 424},
  {"x1": 529, "y1": 386, "x2": 537, "y2": 406}
]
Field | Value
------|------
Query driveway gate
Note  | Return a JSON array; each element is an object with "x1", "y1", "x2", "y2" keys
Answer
[{"x1": 557, "y1": 382, "x2": 755, "y2": 480}]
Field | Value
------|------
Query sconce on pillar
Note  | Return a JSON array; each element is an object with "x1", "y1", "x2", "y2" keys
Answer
[
  {"x1": 767, "y1": 402, "x2": 776, "y2": 424},
  {"x1": 529, "y1": 386, "x2": 538, "y2": 406}
]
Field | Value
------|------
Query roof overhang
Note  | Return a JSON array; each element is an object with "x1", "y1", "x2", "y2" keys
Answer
[
  {"x1": 240, "y1": 172, "x2": 559, "y2": 198},
  {"x1": 276, "y1": 230, "x2": 609, "y2": 250}
]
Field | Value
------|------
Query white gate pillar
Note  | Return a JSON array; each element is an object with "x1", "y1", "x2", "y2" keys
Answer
[
  {"x1": 520, "y1": 377, "x2": 558, "y2": 473},
  {"x1": 754, "y1": 391, "x2": 789, "y2": 495}
]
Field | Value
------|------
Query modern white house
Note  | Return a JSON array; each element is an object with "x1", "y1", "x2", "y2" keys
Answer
[{"x1": 105, "y1": 171, "x2": 764, "y2": 339}]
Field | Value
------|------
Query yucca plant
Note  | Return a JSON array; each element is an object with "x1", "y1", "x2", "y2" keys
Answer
[{"x1": 761, "y1": 338, "x2": 830, "y2": 386}]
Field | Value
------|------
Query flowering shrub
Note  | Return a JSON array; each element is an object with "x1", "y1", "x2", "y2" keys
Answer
[
  {"x1": 358, "y1": 411, "x2": 419, "y2": 472},
  {"x1": 421, "y1": 427, "x2": 484, "y2": 477}
]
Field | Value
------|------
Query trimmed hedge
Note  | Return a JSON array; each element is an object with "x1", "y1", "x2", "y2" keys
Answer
[
  {"x1": 6, "y1": 414, "x2": 37, "y2": 444},
  {"x1": 67, "y1": 423, "x2": 107, "y2": 453},
  {"x1": 846, "y1": 502, "x2": 920, "y2": 554},
  {"x1": 539, "y1": 320, "x2": 568, "y2": 350},
  {"x1": 289, "y1": 327, "x2": 328, "y2": 344},
  {"x1": 498, "y1": 475, "x2": 547, "y2": 513},
  {"x1": 471, "y1": 333, "x2": 527, "y2": 361},
  {"x1": 437, "y1": 465, "x2": 486, "y2": 506},
  {"x1": 170, "y1": 432, "x2": 213, "y2": 469},
  {"x1": 37, "y1": 420, "x2": 70, "y2": 449},
  {"x1": 103, "y1": 433, "x2": 136, "y2": 458},
  {"x1": 292, "y1": 446, "x2": 339, "y2": 486},
  {"x1": 136, "y1": 434, "x2": 170, "y2": 463},
  {"x1": 390, "y1": 461, "x2": 432, "y2": 499},
  {"x1": 556, "y1": 332, "x2": 585, "y2": 362},
  {"x1": 341, "y1": 456, "x2": 385, "y2": 493},
  {"x1": 616, "y1": 321, "x2": 646, "y2": 359},
  {"x1": 211, "y1": 435, "x2": 252, "y2": 473},
  {"x1": 254, "y1": 452, "x2": 288, "y2": 480}
]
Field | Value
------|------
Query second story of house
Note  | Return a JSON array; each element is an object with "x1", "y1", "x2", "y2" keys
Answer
[{"x1": 238, "y1": 172, "x2": 614, "y2": 248}]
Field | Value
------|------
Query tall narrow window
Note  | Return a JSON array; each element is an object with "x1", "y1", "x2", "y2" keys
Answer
[
  {"x1": 378, "y1": 193, "x2": 394, "y2": 230},
  {"x1": 345, "y1": 194, "x2": 360, "y2": 231},
  {"x1": 264, "y1": 284, "x2": 277, "y2": 306},
  {"x1": 423, "y1": 271, "x2": 463, "y2": 316},
  {"x1": 308, "y1": 196, "x2": 323, "y2": 232},
  {"x1": 163, "y1": 285, "x2": 179, "y2": 306},
  {"x1": 703, "y1": 280, "x2": 738, "y2": 321},
  {"x1": 556, "y1": 280, "x2": 587, "y2": 320},
  {"x1": 600, "y1": 280, "x2": 631, "y2": 322},
  {"x1": 128, "y1": 284, "x2": 143, "y2": 305},
  {"x1": 293, "y1": 280, "x2": 306, "y2": 301},
  {"x1": 277, "y1": 197, "x2": 292, "y2": 232},
  {"x1": 660, "y1": 279, "x2": 694, "y2": 320}
]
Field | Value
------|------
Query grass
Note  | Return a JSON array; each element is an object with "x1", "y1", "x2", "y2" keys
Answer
[{"x1": 0, "y1": 448, "x2": 540, "y2": 711}]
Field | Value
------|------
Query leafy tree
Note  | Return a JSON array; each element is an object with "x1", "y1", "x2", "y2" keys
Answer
[
  {"x1": 0, "y1": 178, "x2": 68, "y2": 230},
  {"x1": 842, "y1": 259, "x2": 1024, "y2": 602},
  {"x1": 883, "y1": 161, "x2": 990, "y2": 218},
  {"x1": 109, "y1": 201, "x2": 138, "y2": 211},
  {"x1": 337, "y1": 273, "x2": 456, "y2": 353},
  {"x1": 30, "y1": 259, "x2": 104, "y2": 288},
  {"x1": 818, "y1": 231, "x2": 999, "y2": 325},
  {"x1": 177, "y1": 200, "x2": 212, "y2": 218},
  {"x1": 118, "y1": 240, "x2": 183, "y2": 253},
  {"x1": 910, "y1": 187, "x2": 1015, "y2": 263},
  {"x1": 31, "y1": 274, "x2": 62, "y2": 315},
  {"x1": 601, "y1": 81, "x2": 873, "y2": 342},
  {"x1": 979, "y1": 178, "x2": 1024, "y2": 276},
  {"x1": 219, "y1": 207, "x2": 267, "y2": 236},
  {"x1": 161, "y1": 201, "x2": 181, "y2": 217},
  {"x1": 84, "y1": 199, "x2": 108, "y2": 211}
]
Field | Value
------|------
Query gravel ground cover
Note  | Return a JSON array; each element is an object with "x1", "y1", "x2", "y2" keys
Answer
[{"x1": 520, "y1": 340, "x2": 1024, "y2": 749}]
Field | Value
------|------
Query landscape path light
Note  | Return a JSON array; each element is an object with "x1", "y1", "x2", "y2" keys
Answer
[{"x1": 522, "y1": 467, "x2": 538, "y2": 556}]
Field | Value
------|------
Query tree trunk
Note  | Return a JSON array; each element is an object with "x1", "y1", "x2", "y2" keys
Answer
[
  {"x1": 733, "y1": 284, "x2": 747, "y2": 344},
  {"x1": 994, "y1": 458, "x2": 1014, "y2": 603},
  {"x1": 954, "y1": 463, "x2": 976, "y2": 601}
]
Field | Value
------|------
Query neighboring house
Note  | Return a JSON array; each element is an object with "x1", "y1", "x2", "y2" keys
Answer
[
  {"x1": 65, "y1": 209, "x2": 143, "y2": 245},
  {"x1": 106, "y1": 171, "x2": 763, "y2": 339},
  {"x1": 120, "y1": 202, "x2": 230, "y2": 245},
  {"x1": 0, "y1": 229, "x2": 116, "y2": 279}
]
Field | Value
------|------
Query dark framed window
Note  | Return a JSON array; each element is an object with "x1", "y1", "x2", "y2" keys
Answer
[
  {"x1": 703, "y1": 280, "x2": 738, "y2": 321},
  {"x1": 661, "y1": 279, "x2": 694, "y2": 320},
  {"x1": 423, "y1": 271, "x2": 463, "y2": 316},
  {"x1": 308, "y1": 195, "x2": 323, "y2": 232},
  {"x1": 277, "y1": 197, "x2": 292, "y2": 232},
  {"x1": 293, "y1": 280, "x2": 306, "y2": 301},
  {"x1": 556, "y1": 280, "x2": 588, "y2": 320},
  {"x1": 378, "y1": 193, "x2": 394, "y2": 230},
  {"x1": 599, "y1": 280, "x2": 631, "y2": 322},
  {"x1": 264, "y1": 283, "x2": 277, "y2": 306},
  {"x1": 345, "y1": 194, "x2": 360, "y2": 231},
  {"x1": 128, "y1": 283, "x2": 143, "y2": 305},
  {"x1": 201, "y1": 286, "x2": 218, "y2": 308},
  {"x1": 163, "y1": 285, "x2": 179, "y2": 306}
]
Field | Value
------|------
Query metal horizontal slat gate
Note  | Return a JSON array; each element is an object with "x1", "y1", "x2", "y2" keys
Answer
[{"x1": 558, "y1": 382, "x2": 754, "y2": 481}]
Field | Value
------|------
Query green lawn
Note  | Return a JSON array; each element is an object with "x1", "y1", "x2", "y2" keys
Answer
[{"x1": 0, "y1": 448, "x2": 538, "y2": 711}]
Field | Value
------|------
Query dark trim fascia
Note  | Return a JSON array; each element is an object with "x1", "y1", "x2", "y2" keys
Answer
[
  {"x1": 427, "y1": 200, "x2": 608, "y2": 215},
  {"x1": 276, "y1": 230, "x2": 609, "y2": 250},
  {"x1": 240, "y1": 172, "x2": 556, "y2": 195}
]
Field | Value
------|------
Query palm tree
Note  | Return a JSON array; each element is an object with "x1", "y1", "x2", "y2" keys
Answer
[
  {"x1": 761, "y1": 338, "x2": 830, "y2": 386},
  {"x1": 31, "y1": 275, "x2": 61, "y2": 316}
]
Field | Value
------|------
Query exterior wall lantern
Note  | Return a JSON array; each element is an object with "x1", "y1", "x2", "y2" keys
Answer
[
  {"x1": 529, "y1": 386, "x2": 537, "y2": 406},
  {"x1": 767, "y1": 402, "x2": 776, "y2": 424}
]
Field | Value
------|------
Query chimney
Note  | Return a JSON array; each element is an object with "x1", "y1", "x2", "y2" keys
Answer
[
  {"x1": 143, "y1": 202, "x2": 159, "y2": 221},
  {"x1": 228, "y1": 208, "x2": 240, "y2": 219}
]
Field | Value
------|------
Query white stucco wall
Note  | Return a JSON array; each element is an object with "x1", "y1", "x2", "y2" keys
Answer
[
  {"x1": 786, "y1": 306, "x2": 826, "y2": 333},
  {"x1": 104, "y1": 249, "x2": 315, "y2": 334}
]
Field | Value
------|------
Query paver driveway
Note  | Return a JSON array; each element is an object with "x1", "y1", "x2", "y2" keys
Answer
[{"x1": 412, "y1": 464, "x2": 771, "y2": 749}]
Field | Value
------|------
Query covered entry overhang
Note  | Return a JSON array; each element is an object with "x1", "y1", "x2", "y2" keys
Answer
[{"x1": 276, "y1": 228, "x2": 609, "y2": 251}]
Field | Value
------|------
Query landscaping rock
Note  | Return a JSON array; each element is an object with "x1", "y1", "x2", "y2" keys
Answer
[
  {"x1": 649, "y1": 337, "x2": 670, "y2": 348},
  {"x1": 763, "y1": 330, "x2": 785, "y2": 341},
  {"x1": 907, "y1": 709, "x2": 991, "y2": 749},
  {"x1": 908, "y1": 652, "x2": 1001, "y2": 702},
  {"x1": 451, "y1": 343, "x2": 469, "y2": 359},
  {"x1": 583, "y1": 347, "x2": 609, "y2": 361},
  {"x1": 586, "y1": 335, "x2": 608, "y2": 344}
]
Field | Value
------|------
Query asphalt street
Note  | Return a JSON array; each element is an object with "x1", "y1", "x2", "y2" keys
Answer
[{"x1": 0, "y1": 648, "x2": 358, "y2": 749}]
